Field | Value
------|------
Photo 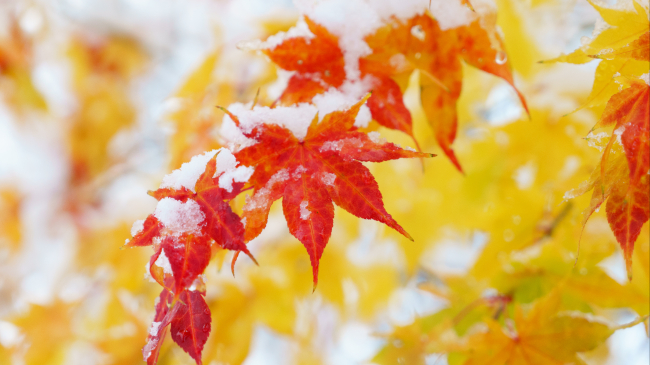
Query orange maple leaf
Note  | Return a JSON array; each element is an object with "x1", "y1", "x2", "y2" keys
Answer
[
  {"x1": 603, "y1": 82, "x2": 650, "y2": 278},
  {"x1": 262, "y1": 14, "x2": 527, "y2": 172},
  {"x1": 572, "y1": 81, "x2": 649, "y2": 279},
  {"x1": 591, "y1": 31, "x2": 650, "y2": 62},
  {"x1": 462, "y1": 291, "x2": 615, "y2": 365},
  {"x1": 362, "y1": 14, "x2": 527, "y2": 172}
]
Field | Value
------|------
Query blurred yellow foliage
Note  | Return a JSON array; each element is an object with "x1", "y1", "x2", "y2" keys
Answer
[{"x1": 0, "y1": 1, "x2": 648, "y2": 365}]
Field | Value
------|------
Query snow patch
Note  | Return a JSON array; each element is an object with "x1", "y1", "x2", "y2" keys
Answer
[
  {"x1": 293, "y1": 165, "x2": 308, "y2": 179},
  {"x1": 640, "y1": 73, "x2": 649, "y2": 86},
  {"x1": 586, "y1": 131, "x2": 609, "y2": 151},
  {"x1": 149, "y1": 321, "x2": 161, "y2": 336},
  {"x1": 238, "y1": 17, "x2": 314, "y2": 51},
  {"x1": 214, "y1": 148, "x2": 254, "y2": 192},
  {"x1": 131, "y1": 219, "x2": 145, "y2": 237},
  {"x1": 160, "y1": 150, "x2": 218, "y2": 192},
  {"x1": 428, "y1": 0, "x2": 496, "y2": 30},
  {"x1": 320, "y1": 137, "x2": 364, "y2": 153},
  {"x1": 154, "y1": 250, "x2": 173, "y2": 276},
  {"x1": 293, "y1": 0, "x2": 445, "y2": 80},
  {"x1": 312, "y1": 78, "x2": 374, "y2": 127},
  {"x1": 154, "y1": 198, "x2": 205, "y2": 236},
  {"x1": 320, "y1": 172, "x2": 336, "y2": 186},
  {"x1": 613, "y1": 123, "x2": 628, "y2": 147},
  {"x1": 299, "y1": 201, "x2": 310, "y2": 220},
  {"x1": 243, "y1": 169, "x2": 291, "y2": 212},
  {"x1": 367, "y1": 131, "x2": 386, "y2": 144},
  {"x1": 221, "y1": 102, "x2": 318, "y2": 142}
]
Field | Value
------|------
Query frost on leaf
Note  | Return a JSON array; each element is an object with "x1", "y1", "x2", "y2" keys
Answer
[{"x1": 222, "y1": 96, "x2": 434, "y2": 288}]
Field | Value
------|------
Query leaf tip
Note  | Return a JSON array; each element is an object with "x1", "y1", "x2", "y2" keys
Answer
[
  {"x1": 247, "y1": 251, "x2": 259, "y2": 266},
  {"x1": 403, "y1": 231, "x2": 414, "y2": 242},
  {"x1": 230, "y1": 251, "x2": 240, "y2": 277},
  {"x1": 626, "y1": 262, "x2": 633, "y2": 282},
  {"x1": 215, "y1": 105, "x2": 240, "y2": 126}
]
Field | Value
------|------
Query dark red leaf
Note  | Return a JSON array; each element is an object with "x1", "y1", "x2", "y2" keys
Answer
[
  {"x1": 170, "y1": 290, "x2": 211, "y2": 365},
  {"x1": 162, "y1": 235, "x2": 211, "y2": 296}
]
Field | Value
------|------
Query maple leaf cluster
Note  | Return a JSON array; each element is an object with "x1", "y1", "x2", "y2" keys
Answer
[
  {"x1": 258, "y1": 11, "x2": 527, "y2": 172},
  {"x1": 127, "y1": 97, "x2": 431, "y2": 363},
  {"x1": 122, "y1": 4, "x2": 535, "y2": 363},
  {"x1": 3, "y1": 1, "x2": 650, "y2": 365},
  {"x1": 555, "y1": 0, "x2": 649, "y2": 278},
  {"x1": 119, "y1": 2, "x2": 647, "y2": 365},
  {"x1": 126, "y1": 152, "x2": 248, "y2": 364}
]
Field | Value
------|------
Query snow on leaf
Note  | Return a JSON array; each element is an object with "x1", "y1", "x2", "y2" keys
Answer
[
  {"x1": 593, "y1": 31, "x2": 650, "y2": 62},
  {"x1": 170, "y1": 290, "x2": 211, "y2": 365},
  {"x1": 124, "y1": 215, "x2": 162, "y2": 248},
  {"x1": 223, "y1": 96, "x2": 434, "y2": 288},
  {"x1": 149, "y1": 151, "x2": 255, "y2": 263},
  {"x1": 257, "y1": 12, "x2": 525, "y2": 172},
  {"x1": 262, "y1": 17, "x2": 345, "y2": 87}
]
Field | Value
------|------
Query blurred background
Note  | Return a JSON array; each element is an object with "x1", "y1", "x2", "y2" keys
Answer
[{"x1": 0, "y1": 0, "x2": 648, "y2": 364}]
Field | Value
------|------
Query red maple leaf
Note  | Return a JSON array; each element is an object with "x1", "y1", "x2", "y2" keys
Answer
[
  {"x1": 170, "y1": 290, "x2": 212, "y2": 365},
  {"x1": 146, "y1": 152, "x2": 256, "y2": 263},
  {"x1": 221, "y1": 96, "x2": 434, "y2": 288},
  {"x1": 143, "y1": 289, "x2": 211, "y2": 365},
  {"x1": 163, "y1": 234, "x2": 211, "y2": 295}
]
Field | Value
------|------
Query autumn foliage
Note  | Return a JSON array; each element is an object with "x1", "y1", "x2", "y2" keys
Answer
[
  {"x1": 552, "y1": 0, "x2": 650, "y2": 279},
  {"x1": 1, "y1": 1, "x2": 649, "y2": 365}
]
